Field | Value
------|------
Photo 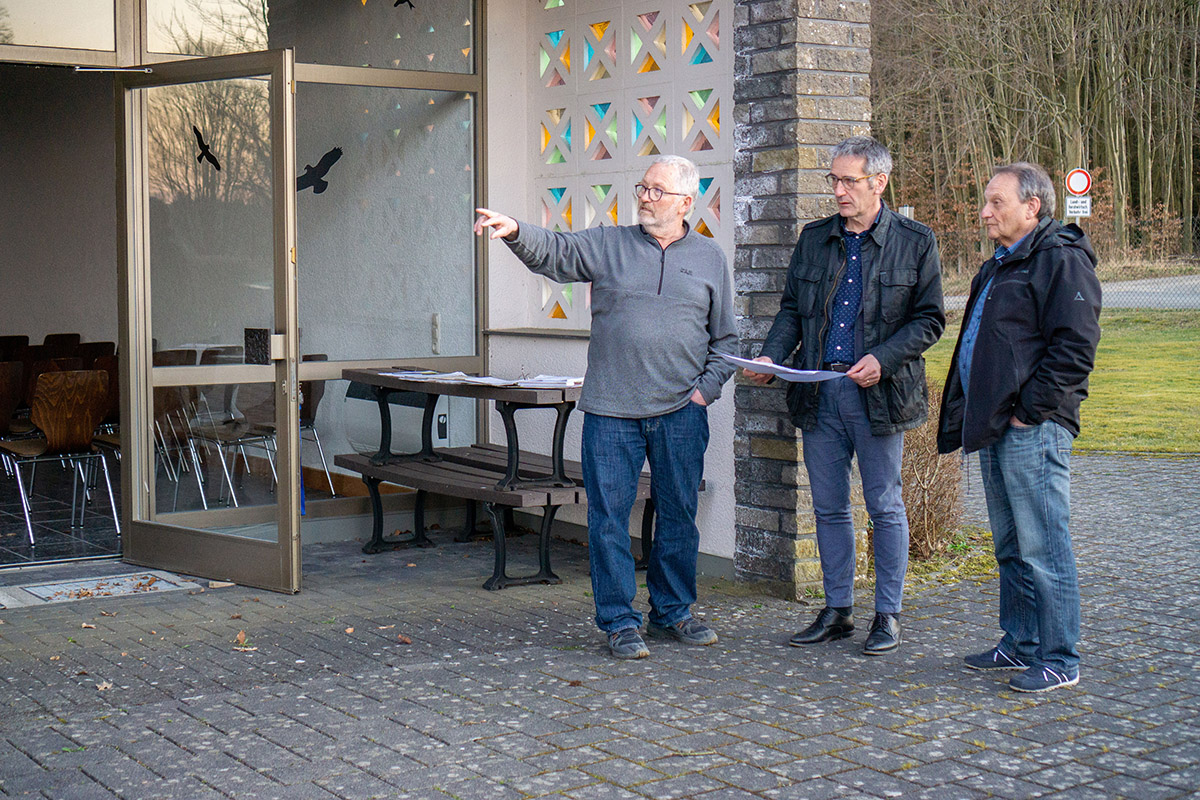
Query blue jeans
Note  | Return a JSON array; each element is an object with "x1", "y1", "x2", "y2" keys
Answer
[
  {"x1": 801, "y1": 376, "x2": 909, "y2": 614},
  {"x1": 978, "y1": 420, "x2": 1080, "y2": 673},
  {"x1": 581, "y1": 403, "x2": 709, "y2": 633}
]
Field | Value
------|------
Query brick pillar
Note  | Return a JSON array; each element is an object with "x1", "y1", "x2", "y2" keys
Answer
[{"x1": 732, "y1": 0, "x2": 873, "y2": 598}]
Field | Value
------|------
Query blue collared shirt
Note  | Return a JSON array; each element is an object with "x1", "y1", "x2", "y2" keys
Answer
[{"x1": 958, "y1": 233, "x2": 1030, "y2": 396}]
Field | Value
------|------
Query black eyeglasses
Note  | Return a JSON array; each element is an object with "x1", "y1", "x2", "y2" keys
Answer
[
  {"x1": 634, "y1": 184, "x2": 689, "y2": 202},
  {"x1": 825, "y1": 174, "x2": 878, "y2": 189}
]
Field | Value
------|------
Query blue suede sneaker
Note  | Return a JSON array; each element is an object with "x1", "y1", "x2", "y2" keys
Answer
[
  {"x1": 645, "y1": 617, "x2": 718, "y2": 646},
  {"x1": 608, "y1": 627, "x2": 650, "y2": 659},
  {"x1": 1009, "y1": 665, "x2": 1079, "y2": 693},
  {"x1": 964, "y1": 646, "x2": 1028, "y2": 671}
]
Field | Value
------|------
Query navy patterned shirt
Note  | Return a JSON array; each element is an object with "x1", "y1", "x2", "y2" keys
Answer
[{"x1": 823, "y1": 213, "x2": 879, "y2": 364}]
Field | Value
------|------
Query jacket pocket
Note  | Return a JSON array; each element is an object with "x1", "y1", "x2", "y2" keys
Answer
[
  {"x1": 791, "y1": 263, "x2": 826, "y2": 317},
  {"x1": 880, "y1": 268, "x2": 918, "y2": 323},
  {"x1": 886, "y1": 358, "x2": 927, "y2": 424}
]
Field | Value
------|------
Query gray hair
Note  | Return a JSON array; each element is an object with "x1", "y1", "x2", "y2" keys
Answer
[
  {"x1": 831, "y1": 135, "x2": 893, "y2": 177},
  {"x1": 993, "y1": 162, "x2": 1056, "y2": 218},
  {"x1": 651, "y1": 155, "x2": 700, "y2": 202}
]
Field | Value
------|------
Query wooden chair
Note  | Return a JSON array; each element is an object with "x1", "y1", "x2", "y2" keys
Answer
[
  {"x1": 0, "y1": 370, "x2": 119, "y2": 545},
  {"x1": 93, "y1": 354, "x2": 120, "y2": 429},
  {"x1": 0, "y1": 335, "x2": 28, "y2": 363},
  {"x1": 248, "y1": 353, "x2": 335, "y2": 497},
  {"x1": 0, "y1": 362, "x2": 29, "y2": 469},
  {"x1": 0, "y1": 361, "x2": 24, "y2": 437},
  {"x1": 23, "y1": 359, "x2": 62, "y2": 409},
  {"x1": 300, "y1": 354, "x2": 335, "y2": 496},
  {"x1": 77, "y1": 341, "x2": 116, "y2": 368},
  {"x1": 41, "y1": 332, "x2": 81, "y2": 360},
  {"x1": 186, "y1": 380, "x2": 277, "y2": 509}
]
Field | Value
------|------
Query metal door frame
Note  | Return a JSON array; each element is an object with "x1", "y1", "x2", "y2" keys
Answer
[{"x1": 116, "y1": 49, "x2": 302, "y2": 592}]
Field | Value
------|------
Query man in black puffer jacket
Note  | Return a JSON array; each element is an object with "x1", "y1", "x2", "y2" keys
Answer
[{"x1": 937, "y1": 162, "x2": 1101, "y2": 694}]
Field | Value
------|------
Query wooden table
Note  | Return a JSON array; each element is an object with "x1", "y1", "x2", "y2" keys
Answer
[{"x1": 335, "y1": 368, "x2": 585, "y2": 589}]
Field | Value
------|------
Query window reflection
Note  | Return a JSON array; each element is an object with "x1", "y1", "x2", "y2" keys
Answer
[
  {"x1": 144, "y1": 79, "x2": 275, "y2": 353},
  {"x1": 296, "y1": 84, "x2": 476, "y2": 361},
  {"x1": 0, "y1": 0, "x2": 115, "y2": 51},
  {"x1": 147, "y1": 0, "x2": 475, "y2": 74}
]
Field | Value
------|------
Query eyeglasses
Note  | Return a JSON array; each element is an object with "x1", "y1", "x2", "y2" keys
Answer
[
  {"x1": 634, "y1": 184, "x2": 689, "y2": 202},
  {"x1": 825, "y1": 173, "x2": 878, "y2": 189}
]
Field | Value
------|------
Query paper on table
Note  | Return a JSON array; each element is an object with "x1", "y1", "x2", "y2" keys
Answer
[
  {"x1": 515, "y1": 374, "x2": 584, "y2": 388},
  {"x1": 718, "y1": 353, "x2": 845, "y2": 383}
]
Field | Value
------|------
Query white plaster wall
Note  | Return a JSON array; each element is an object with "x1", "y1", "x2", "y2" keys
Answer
[
  {"x1": 0, "y1": 65, "x2": 118, "y2": 344},
  {"x1": 484, "y1": 0, "x2": 736, "y2": 564}
]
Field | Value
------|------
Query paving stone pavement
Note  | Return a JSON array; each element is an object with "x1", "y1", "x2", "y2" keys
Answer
[{"x1": 0, "y1": 453, "x2": 1197, "y2": 799}]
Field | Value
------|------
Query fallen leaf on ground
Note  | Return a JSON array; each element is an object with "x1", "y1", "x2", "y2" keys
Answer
[
  {"x1": 235, "y1": 630, "x2": 247, "y2": 646},
  {"x1": 99, "y1": 610, "x2": 116, "y2": 617},
  {"x1": 230, "y1": 614, "x2": 242, "y2": 620},
  {"x1": 397, "y1": 634, "x2": 412, "y2": 644},
  {"x1": 377, "y1": 625, "x2": 394, "y2": 630},
  {"x1": 406, "y1": 563, "x2": 416, "y2": 567},
  {"x1": 81, "y1": 623, "x2": 96, "y2": 629},
  {"x1": 96, "y1": 682, "x2": 113, "y2": 691},
  {"x1": 568, "y1": 680, "x2": 583, "y2": 687},
  {"x1": 50, "y1": 656, "x2": 61, "y2": 661},
  {"x1": 344, "y1": 627, "x2": 355, "y2": 634}
]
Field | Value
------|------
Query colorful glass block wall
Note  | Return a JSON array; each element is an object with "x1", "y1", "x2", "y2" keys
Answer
[{"x1": 530, "y1": 0, "x2": 733, "y2": 325}]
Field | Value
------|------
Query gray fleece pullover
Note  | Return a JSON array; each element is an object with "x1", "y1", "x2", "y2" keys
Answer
[{"x1": 506, "y1": 221, "x2": 737, "y2": 418}]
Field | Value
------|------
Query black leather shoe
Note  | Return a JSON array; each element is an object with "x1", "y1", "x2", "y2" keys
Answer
[
  {"x1": 862, "y1": 612, "x2": 901, "y2": 655},
  {"x1": 789, "y1": 607, "x2": 854, "y2": 646}
]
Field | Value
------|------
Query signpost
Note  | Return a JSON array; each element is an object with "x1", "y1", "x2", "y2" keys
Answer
[{"x1": 1064, "y1": 168, "x2": 1092, "y2": 220}]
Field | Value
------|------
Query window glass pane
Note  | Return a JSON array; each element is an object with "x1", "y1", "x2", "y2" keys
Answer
[
  {"x1": 147, "y1": 0, "x2": 475, "y2": 74},
  {"x1": 151, "y1": 377, "x2": 279, "y2": 518},
  {"x1": 0, "y1": 0, "x2": 115, "y2": 51},
  {"x1": 296, "y1": 84, "x2": 476, "y2": 361},
  {"x1": 143, "y1": 78, "x2": 275, "y2": 352}
]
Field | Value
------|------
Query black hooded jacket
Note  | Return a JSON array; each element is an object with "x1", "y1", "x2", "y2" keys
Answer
[{"x1": 936, "y1": 218, "x2": 1102, "y2": 454}]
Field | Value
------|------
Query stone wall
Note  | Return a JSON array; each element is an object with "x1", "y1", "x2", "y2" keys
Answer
[{"x1": 732, "y1": 0, "x2": 873, "y2": 597}]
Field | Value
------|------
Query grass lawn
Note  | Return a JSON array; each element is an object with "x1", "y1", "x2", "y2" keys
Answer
[{"x1": 923, "y1": 308, "x2": 1200, "y2": 453}]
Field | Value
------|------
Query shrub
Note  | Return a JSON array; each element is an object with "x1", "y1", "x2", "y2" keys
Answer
[{"x1": 902, "y1": 382, "x2": 962, "y2": 559}]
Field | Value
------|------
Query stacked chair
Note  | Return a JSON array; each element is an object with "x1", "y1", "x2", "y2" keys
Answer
[{"x1": 0, "y1": 370, "x2": 120, "y2": 545}]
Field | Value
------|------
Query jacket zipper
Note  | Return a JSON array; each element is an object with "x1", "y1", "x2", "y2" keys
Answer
[{"x1": 816, "y1": 240, "x2": 847, "y2": 361}]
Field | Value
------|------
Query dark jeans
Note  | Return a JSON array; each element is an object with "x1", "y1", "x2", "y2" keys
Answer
[{"x1": 581, "y1": 402, "x2": 709, "y2": 633}]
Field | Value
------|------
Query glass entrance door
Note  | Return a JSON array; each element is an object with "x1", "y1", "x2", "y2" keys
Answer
[{"x1": 117, "y1": 50, "x2": 302, "y2": 592}]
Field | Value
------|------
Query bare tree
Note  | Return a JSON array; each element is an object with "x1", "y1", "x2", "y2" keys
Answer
[{"x1": 873, "y1": 0, "x2": 1200, "y2": 271}]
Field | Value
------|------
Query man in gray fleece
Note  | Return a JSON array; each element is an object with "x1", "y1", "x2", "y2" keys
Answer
[{"x1": 474, "y1": 155, "x2": 736, "y2": 659}]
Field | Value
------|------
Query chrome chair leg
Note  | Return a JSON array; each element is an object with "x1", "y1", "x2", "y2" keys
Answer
[
  {"x1": 218, "y1": 446, "x2": 239, "y2": 508},
  {"x1": 13, "y1": 462, "x2": 34, "y2": 545},
  {"x1": 307, "y1": 427, "x2": 336, "y2": 496},
  {"x1": 188, "y1": 439, "x2": 209, "y2": 511},
  {"x1": 99, "y1": 452, "x2": 120, "y2": 534}
]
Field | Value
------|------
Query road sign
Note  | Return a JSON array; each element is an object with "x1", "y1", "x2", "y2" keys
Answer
[
  {"x1": 1065, "y1": 168, "x2": 1092, "y2": 196},
  {"x1": 1065, "y1": 196, "x2": 1092, "y2": 218}
]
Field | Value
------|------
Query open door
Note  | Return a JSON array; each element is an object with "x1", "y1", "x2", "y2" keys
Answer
[{"x1": 116, "y1": 50, "x2": 301, "y2": 593}]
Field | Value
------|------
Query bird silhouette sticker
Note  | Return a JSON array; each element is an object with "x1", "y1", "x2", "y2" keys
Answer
[
  {"x1": 395, "y1": 0, "x2": 414, "y2": 7},
  {"x1": 296, "y1": 146, "x2": 344, "y2": 194},
  {"x1": 192, "y1": 125, "x2": 221, "y2": 171}
]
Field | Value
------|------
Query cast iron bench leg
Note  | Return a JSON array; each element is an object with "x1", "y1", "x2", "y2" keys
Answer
[
  {"x1": 360, "y1": 478, "x2": 437, "y2": 554},
  {"x1": 483, "y1": 502, "x2": 562, "y2": 590}
]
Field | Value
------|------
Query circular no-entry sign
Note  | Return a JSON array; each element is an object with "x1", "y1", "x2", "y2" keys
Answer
[{"x1": 1065, "y1": 168, "x2": 1092, "y2": 196}]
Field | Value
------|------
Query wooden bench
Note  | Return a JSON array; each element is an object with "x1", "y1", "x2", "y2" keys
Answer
[{"x1": 334, "y1": 443, "x2": 669, "y2": 590}]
